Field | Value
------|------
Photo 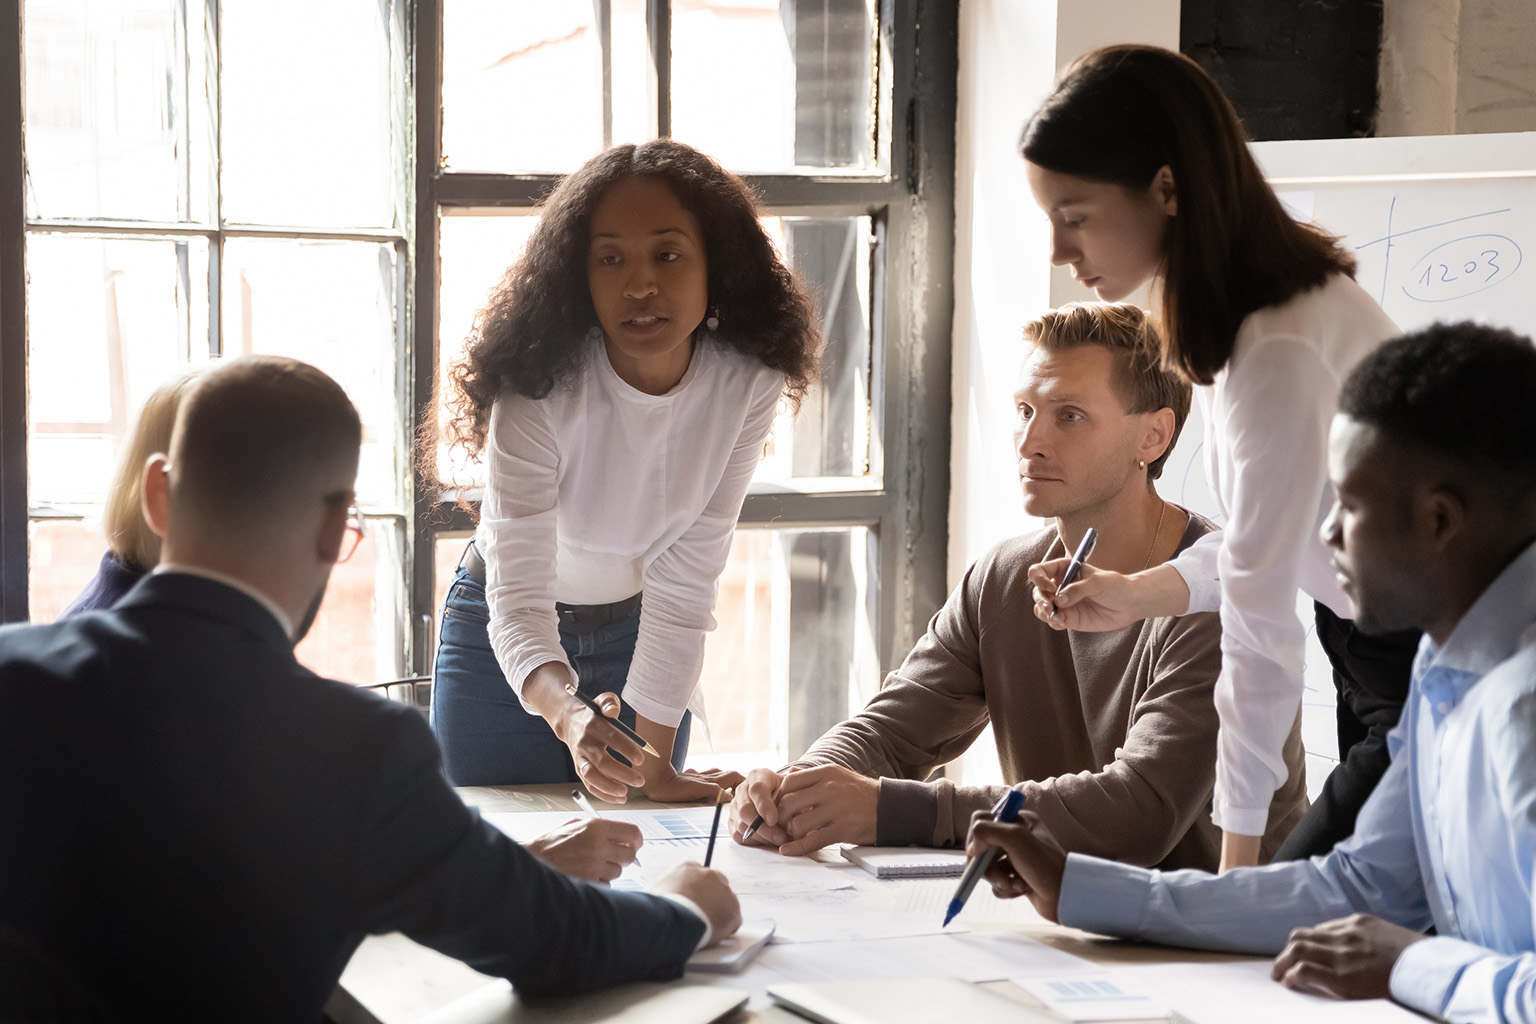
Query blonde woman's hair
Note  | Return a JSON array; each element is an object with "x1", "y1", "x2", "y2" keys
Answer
[
  {"x1": 1022, "y1": 302, "x2": 1191, "y2": 481},
  {"x1": 103, "y1": 367, "x2": 205, "y2": 569}
]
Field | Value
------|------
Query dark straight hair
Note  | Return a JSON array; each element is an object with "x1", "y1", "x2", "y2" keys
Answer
[{"x1": 1020, "y1": 44, "x2": 1355, "y2": 385}]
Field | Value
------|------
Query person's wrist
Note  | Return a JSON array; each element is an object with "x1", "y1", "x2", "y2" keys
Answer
[{"x1": 660, "y1": 893, "x2": 713, "y2": 950}]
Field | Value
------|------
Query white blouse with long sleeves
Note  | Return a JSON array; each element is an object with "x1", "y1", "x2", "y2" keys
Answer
[
  {"x1": 1164, "y1": 273, "x2": 1400, "y2": 836},
  {"x1": 476, "y1": 336, "x2": 786, "y2": 729}
]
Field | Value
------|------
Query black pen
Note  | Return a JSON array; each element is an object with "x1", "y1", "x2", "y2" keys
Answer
[
  {"x1": 704, "y1": 789, "x2": 728, "y2": 867},
  {"x1": 741, "y1": 814, "x2": 765, "y2": 842},
  {"x1": 1048, "y1": 526, "x2": 1098, "y2": 619},
  {"x1": 943, "y1": 787, "x2": 1026, "y2": 926},
  {"x1": 563, "y1": 683, "x2": 661, "y2": 757}
]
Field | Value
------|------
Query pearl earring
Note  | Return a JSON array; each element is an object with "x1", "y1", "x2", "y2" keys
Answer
[
  {"x1": 705, "y1": 307, "x2": 720, "y2": 331},
  {"x1": 1137, "y1": 459, "x2": 1147, "y2": 470}
]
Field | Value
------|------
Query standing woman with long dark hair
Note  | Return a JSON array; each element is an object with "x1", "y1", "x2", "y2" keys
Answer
[
  {"x1": 430, "y1": 140, "x2": 820, "y2": 803},
  {"x1": 1021, "y1": 45, "x2": 1419, "y2": 868}
]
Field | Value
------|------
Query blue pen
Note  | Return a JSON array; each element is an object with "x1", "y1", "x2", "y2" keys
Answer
[{"x1": 943, "y1": 787, "x2": 1026, "y2": 927}]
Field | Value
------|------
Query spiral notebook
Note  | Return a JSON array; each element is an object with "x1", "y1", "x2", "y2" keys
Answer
[{"x1": 840, "y1": 845, "x2": 968, "y2": 878}]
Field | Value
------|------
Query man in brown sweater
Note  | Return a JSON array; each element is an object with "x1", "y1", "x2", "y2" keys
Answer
[{"x1": 730, "y1": 303, "x2": 1307, "y2": 871}]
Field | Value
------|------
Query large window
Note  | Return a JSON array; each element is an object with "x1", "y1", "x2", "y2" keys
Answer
[
  {"x1": 3, "y1": 0, "x2": 955, "y2": 767},
  {"x1": 12, "y1": 0, "x2": 411, "y2": 682}
]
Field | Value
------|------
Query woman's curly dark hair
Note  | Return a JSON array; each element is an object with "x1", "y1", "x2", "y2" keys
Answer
[{"x1": 433, "y1": 139, "x2": 821, "y2": 473}]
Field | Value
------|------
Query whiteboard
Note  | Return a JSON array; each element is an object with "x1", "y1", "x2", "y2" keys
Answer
[
  {"x1": 1158, "y1": 132, "x2": 1536, "y2": 782},
  {"x1": 1258, "y1": 131, "x2": 1536, "y2": 337},
  {"x1": 1167, "y1": 130, "x2": 1536, "y2": 518}
]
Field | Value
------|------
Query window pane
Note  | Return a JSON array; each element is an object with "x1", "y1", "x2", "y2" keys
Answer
[
  {"x1": 221, "y1": 0, "x2": 402, "y2": 228},
  {"x1": 444, "y1": 0, "x2": 621, "y2": 173},
  {"x1": 295, "y1": 516, "x2": 406, "y2": 685},
  {"x1": 222, "y1": 238, "x2": 401, "y2": 508},
  {"x1": 757, "y1": 215, "x2": 873, "y2": 483},
  {"x1": 436, "y1": 212, "x2": 540, "y2": 489},
  {"x1": 672, "y1": 0, "x2": 876, "y2": 173},
  {"x1": 23, "y1": 0, "x2": 212, "y2": 222},
  {"x1": 27, "y1": 518, "x2": 109, "y2": 623},
  {"x1": 27, "y1": 233, "x2": 209, "y2": 505},
  {"x1": 698, "y1": 525, "x2": 878, "y2": 769}
]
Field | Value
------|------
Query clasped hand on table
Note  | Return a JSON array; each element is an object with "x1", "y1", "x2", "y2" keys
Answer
[{"x1": 729, "y1": 765, "x2": 878, "y2": 855}]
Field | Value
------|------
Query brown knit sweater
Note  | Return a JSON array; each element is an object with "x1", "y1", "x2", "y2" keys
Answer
[{"x1": 792, "y1": 513, "x2": 1309, "y2": 871}]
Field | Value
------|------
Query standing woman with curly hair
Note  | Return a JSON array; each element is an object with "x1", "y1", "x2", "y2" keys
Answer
[
  {"x1": 430, "y1": 140, "x2": 819, "y2": 804},
  {"x1": 1020, "y1": 45, "x2": 1417, "y2": 870}
]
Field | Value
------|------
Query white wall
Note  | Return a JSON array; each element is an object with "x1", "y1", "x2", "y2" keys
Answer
[
  {"x1": 948, "y1": 0, "x2": 1178, "y2": 587},
  {"x1": 947, "y1": 1, "x2": 1178, "y2": 785}
]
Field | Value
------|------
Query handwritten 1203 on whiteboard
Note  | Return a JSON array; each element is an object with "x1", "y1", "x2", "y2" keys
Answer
[{"x1": 1280, "y1": 180, "x2": 1535, "y2": 336}]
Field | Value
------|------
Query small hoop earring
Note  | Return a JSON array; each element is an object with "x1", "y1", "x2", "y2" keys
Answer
[
  {"x1": 705, "y1": 306, "x2": 720, "y2": 331},
  {"x1": 586, "y1": 325, "x2": 603, "y2": 344}
]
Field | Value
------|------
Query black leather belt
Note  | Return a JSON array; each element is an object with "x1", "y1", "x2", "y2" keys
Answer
[{"x1": 460, "y1": 542, "x2": 642, "y2": 634}]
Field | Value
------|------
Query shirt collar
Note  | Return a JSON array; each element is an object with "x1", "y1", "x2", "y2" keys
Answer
[
  {"x1": 1414, "y1": 536, "x2": 1536, "y2": 692},
  {"x1": 153, "y1": 563, "x2": 297, "y2": 642}
]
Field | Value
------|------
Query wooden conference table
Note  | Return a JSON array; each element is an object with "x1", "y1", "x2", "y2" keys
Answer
[{"x1": 327, "y1": 784, "x2": 1280, "y2": 1024}]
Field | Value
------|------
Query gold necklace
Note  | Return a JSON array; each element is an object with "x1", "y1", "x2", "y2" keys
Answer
[{"x1": 1141, "y1": 500, "x2": 1169, "y2": 571}]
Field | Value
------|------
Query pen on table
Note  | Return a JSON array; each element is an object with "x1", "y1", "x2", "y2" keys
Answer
[
  {"x1": 703, "y1": 789, "x2": 729, "y2": 867},
  {"x1": 942, "y1": 787, "x2": 1026, "y2": 927},
  {"x1": 571, "y1": 788, "x2": 641, "y2": 867},
  {"x1": 563, "y1": 683, "x2": 661, "y2": 757},
  {"x1": 1047, "y1": 526, "x2": 1098, "y2": 619}
]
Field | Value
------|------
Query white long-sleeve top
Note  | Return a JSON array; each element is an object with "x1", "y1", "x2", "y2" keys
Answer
[
  {"x1": 477, "y1": 337, "x2": 785, "y2": 729},
  {"x1": 1165, "y1": 273, "x2": 1399, "y2": 836}
]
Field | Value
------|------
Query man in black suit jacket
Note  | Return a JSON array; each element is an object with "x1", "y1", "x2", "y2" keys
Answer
[{"x1": 0, "y1": 356, "x2": 739, "y2": 1021}]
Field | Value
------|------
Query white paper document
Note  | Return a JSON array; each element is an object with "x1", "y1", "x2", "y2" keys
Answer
[
  {"x1": 1014, "y1": 974, "x2": 1169, "y2": 1021},
  {"x1": 1084, "y1": 962, "x2": 1425, "y2": 1023},
  {"x1": 699, "y1": 931, "x2": 1094, "y2": 994},
  {"x1": 482, "y1": 805, "x2": 723, "y2": 843},
  {"x1": 899, "y1": 876, "x2": 1055, "y2": 926}
]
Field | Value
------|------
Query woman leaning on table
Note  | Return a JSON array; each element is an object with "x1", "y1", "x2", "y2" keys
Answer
[
  {"x1": 1020, "y1": 44, "x2": 1420, "y2": 869},
  {"x1": 427, "y1": 140, "x2": 820, "y2": 804}
]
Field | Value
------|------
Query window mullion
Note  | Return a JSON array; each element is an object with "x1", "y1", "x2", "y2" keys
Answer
[
  {"x1": 595, "y1": 0, "x2": 613, "y2": 149},
  {"x1": 0, "y1": 0, "x2": 27, "y2": 622},
  {"x1": 210, "y1": 0, "x2": 224, "y2": 357},
  {"x1": 648, "y1": 0, "x2": 670, "y2": 138},
  {"x1": 411, "y1": 0, "x2": 446, "y2": 675}
]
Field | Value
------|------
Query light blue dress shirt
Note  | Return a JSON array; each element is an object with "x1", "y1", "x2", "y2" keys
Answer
[{"x1": 1058, "y1": 537, "x2": 1536, "y2": 1022}]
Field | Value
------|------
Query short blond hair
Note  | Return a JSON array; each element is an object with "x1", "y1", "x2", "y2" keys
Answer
[
  {"x1": 1022, "y1": 303, "x2": 1191, "y2": 481},
  {"x1": 103, "y1": 368, "x2": 205, "y2": 569}
]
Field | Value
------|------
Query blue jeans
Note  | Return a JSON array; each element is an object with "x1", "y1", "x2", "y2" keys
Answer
[{"x1": 430, "y1": 564, "x2": 691, "y2": 786}]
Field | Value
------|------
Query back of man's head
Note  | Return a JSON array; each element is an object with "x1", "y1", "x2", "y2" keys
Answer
[
  {"x1": 169, "y1": 356, "x2": 361, "y2": 548},
  {"x1": 1340, "y1": 322, "x2": 1536, "y2": 509}
]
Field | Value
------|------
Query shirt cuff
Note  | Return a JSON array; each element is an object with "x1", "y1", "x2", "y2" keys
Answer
[
  {"x1": 1388, "y1": 935, "x2": 1486, "y2": 1019},
  {"x1": 621, "y1": 687, "x2": 689, "y2": 731},
  {"x1": 1210, "y1": 799, "x2": 1269, "y2": 839},
  {"x1": 660, "y1": 893, "x2": 713, "y2": 951},
  {"x1": 875, "y1": 778, "x2": 940, "y2": 847},
  {"x1": 1183, "y1": 574, "x2": 1221, "y2": 615},
  {"x1": 1056, "y1": 853, "x2": 1154, "y2": 938}
]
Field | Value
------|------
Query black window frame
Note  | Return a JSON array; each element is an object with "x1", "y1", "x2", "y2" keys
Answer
[{"x1": 0, "y1": 0, "x2": 956, "y2": 714}]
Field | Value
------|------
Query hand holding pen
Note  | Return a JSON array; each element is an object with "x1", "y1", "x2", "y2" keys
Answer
[
  {"x1": 731, "y1": 767, "x2": 788, "y2": 847},
  {"x1": 1047, "y1": 527, "x2": 1097, "y2": 619},
  {"x1": 553, "y1": 681, "x2": 653, "y2": 802},
  {"x1": 945, "y1": 788, "x2": 1027, "y2": 926},
  {"x1": 960, "y1": 797, "x2": 1068, "y2": 924}
]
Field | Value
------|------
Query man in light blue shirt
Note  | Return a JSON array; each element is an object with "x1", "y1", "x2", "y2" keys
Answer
[{"x1": 968, "y1": 321, "x2": 1536, "y2": 1023}]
